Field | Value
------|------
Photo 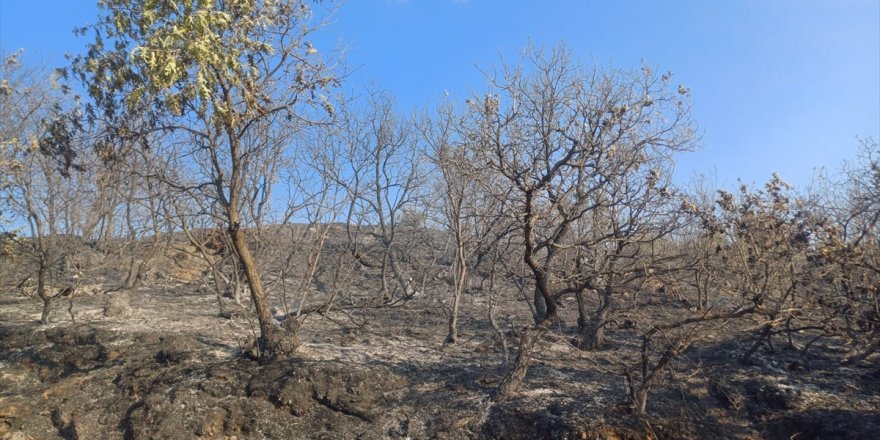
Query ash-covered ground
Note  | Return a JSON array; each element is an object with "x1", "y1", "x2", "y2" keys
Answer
[{"x1": 2, "y1": 274, "x2": 878, "y2": 440}]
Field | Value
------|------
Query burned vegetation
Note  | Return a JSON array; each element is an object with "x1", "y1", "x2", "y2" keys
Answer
[{"x1": 1, "y1": 1, "x2": 879, "y2": 439}]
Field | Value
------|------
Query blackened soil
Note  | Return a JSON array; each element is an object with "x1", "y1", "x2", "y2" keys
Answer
[{"x1": 1, "y1": 289, "x2": 879, "y2": 439}]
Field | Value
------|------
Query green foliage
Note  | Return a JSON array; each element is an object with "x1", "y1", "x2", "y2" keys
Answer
[{"x1": 71, "y1": 0, "x2": 336, "y2": 136}]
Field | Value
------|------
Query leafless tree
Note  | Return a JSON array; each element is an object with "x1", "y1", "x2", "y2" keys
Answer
[
  {"x1": 624, "y1": 303, "x2": 760, "y2": 414},
  {"x1": 264, "y1": 124, "x2": 351, "y2": 347},
  {"x1": 444, "y1": 45, "x2": 696, "y2": 396},
  {"x1": 694, "y1": 175, "x2": 834, "y2": 363},
  {"x1": 808, "y1": 139, "x2": 880, "y2": 365},
  {"x1": 331, "y1": 91, "x2": 425, "y2": 303},
  {"x1": 422, "y1": 103, "x2": 478, "y2": 343}
]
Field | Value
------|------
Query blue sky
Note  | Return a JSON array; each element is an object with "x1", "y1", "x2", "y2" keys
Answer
[{"x1": 2, "y1": 0, "x2": 878, "y2": 189}]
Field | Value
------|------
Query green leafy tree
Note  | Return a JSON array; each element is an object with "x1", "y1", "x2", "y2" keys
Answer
[{"x1": 67, "y1": 0, "x2": 339, "y2": 359}]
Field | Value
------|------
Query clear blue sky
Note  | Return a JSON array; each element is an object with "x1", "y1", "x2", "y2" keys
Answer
[{"x1": 2, "y1": 0, "x2": 878, "y2": 189}]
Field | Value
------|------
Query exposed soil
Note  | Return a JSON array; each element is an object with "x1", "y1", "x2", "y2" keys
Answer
[{"x1": 1, "y1": 280, "x2": 878, "y2": 439}]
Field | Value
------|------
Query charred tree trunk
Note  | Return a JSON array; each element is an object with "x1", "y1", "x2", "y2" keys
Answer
[
  {"x1": 29, "y1": 210, "x2": 54, "y2": 325},
  {"x1": 532, "y1": 287, "x2": 547, "y2": 324},
  {"x1": 498, "y1": 188, "x2": 561, "y2": 397},
  {"x1": 497, "y1": 328, "x2": 540, "y2": 397},
  {"x1": 497, "y1": 302, "x2": 556, "y2": 398},
  {"x1": 497, "y1": 323, "x2": 549, "y2": 398},
  {"x1": 123, "y1": 192, "x2": 144, "y2": 289},
  {"x1": 40, "y1": 297, "x2": 52, "y2": 324},
  {"x1": 219, "y1": 118, "x2": 297, "y2": 361},
  {"x1": 38, "y1": 262, "x2": 52, "y2": 324},
  {"x1": 124, "y1": 255, "x2": 142, "y2": 288},
  {"x1": 229, "y1": 255, "x2": 244, "y2": 305},
  {"x1": 66, "y1": 297, "x2": 76, "y2": 323},
  {"x1": 486, "y1": 264, "x2": 510, "y2": 364},
  {"x1": 578, "y1": 290, "x2": 612, "y2": 350},
  {"x1": 445, "y1": 238, "x2": 468, "y2": 344},
  {"x1": 388, "y1": 248, "x2": 414, "y2": 299},
  {"x1": 741, "y1": 321, "x2": 774, "y2": 364},
  {"x1": 695, "y1": 269, "x2": 710, "y2": 310},
  {"x1": 445, "y1": 289, "x2": 462, "y2": 344},
  {"x1": 379, "y1": 248, "x2": 391, "y2": 302}
]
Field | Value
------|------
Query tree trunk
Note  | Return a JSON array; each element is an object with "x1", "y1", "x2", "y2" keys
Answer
[
  {"x1": 30, "y1": 211, "x2": 53, "y2": 325},
  {"x1": 497, "y1": 330, "x2": 538, "y2": 396},
  {"x1": 484, "y1": 251, "x2": 509, "y2": 363},
  {"x1": 37, "y1": 260, "x2": 52, "y2": 324},
  {"x1": 445, "y1": 246, "x2": 467, "y2": 344},
  {"x1": 532, "y1": 286, "x2": 547, "y2": 324},
  {"x1": 228, "y1": 223, "x2": 292, "y2": 361},
  {"x1": 229, "y1": 257, "x2": 244, "y2": 305},
  {"x1": 379, "y1": 250, "x2": 391, "y2": 301},
  {"x1": 575, "y1": 289, "x2": 590, "y2": 345},
  {"x1": 578, "y1": 317, "x2": 605, "y2": 350},
  {"x1": 580, "y1": 311, "x2": 606, "y2": 350},
  {"x1": 497, "y1": 297, "x2": 556, "y2": 399},
  {"x1": 497, "y1": 325, "x2": 546, "y2": 398},
  {"x1": 40, "y1": 298, "x2": 52, "y2": 325},
  {"x1": 578, "y1": 290, "x2": 612, "y2": 350},
  {"x1": 445, "y1": 297, "x2": 460, "y2": 344},
  {"x1": 124, "y1": 255, "x2": 141, "y2": 288},
  {"x1": 499, "y1": 200, "x2": 560, "y2": 398},
  {"x1": 40, "y1": 297, "x2": 52, "y2": 324},
  {"x1": 67, "y1": 298, "x2": 76, "y2": 323},
  {"x1": 388, "y1": 248, "x2": 413, "y2": 298},
  {"x1": 632, "y1": 387, "x2": 649, "y2": 414},
  {"x1": 695, "y1": 270, "x2": 709, "y2": 310},
  {"x1": 232, "y1": 264, "x2": 244, "y2": 305},
  {"x1": 741, "y1": 321, "x2": 773, "y2": 363},
  {"x1": 488, "y1": 291, "x2": 509, "y2": 364}
]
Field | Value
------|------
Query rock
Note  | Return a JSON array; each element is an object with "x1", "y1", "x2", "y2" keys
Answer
[{"x1": 103, "y1": 294, "x2": 132, "y2": 319}]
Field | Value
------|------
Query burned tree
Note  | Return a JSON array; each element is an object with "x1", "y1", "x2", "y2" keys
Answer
[
  {"x1": 698, "y1": 175, "x2": 831, "y2": 363},
  {"x1": 450, "y1": 46, "x2": 696, "y2": 396},
  {"x1": 422, "y1": 102, "x2": 491, "y2": 344},
  {"x1": 810, "y1": 140, "x2": 880, "y2": 365},
  {"x1": 330, "y1": 92, "x2": 426, "y2": 303},
  {"x1": 0, "y1": 52, "x2": 91, "y2": 323}
]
